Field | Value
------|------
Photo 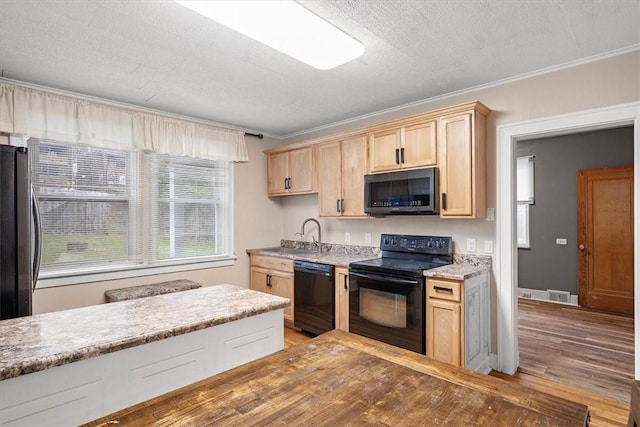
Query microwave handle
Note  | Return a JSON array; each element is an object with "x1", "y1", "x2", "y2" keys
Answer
[{"x1": 441, "y1": 193, "x2": 447, "y2": 211}]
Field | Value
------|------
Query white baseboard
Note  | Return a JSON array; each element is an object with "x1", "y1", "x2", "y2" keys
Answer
[{"x1": 518, "y1": 287, "x2": 578, "y2": 306}]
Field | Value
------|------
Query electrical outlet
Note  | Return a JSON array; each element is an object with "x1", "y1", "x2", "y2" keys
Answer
[
  {"x1": 466, "y1": 238, "x2": 476, "y2": 253},
  {"x1": 486, "y1": 208, "x2": 495, "y2": 221},
  {"x1": 364, "y1": 233, "x2": 372, "y2": 244},
  {"x1": 483, "y1": 240, "x2": 493, "y2": 254},
  {"x1": 344, "y1": 232, "x2": 351, "y2": 243}
]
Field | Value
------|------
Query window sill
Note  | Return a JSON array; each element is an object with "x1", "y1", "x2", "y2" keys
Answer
[{"x1": 35, "y1": 257, "x2": 236, "y2": 289}]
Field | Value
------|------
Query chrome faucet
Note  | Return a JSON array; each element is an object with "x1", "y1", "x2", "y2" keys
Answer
[{"x1": 300, "y1": 218, "x2": 322, "y2": 254}]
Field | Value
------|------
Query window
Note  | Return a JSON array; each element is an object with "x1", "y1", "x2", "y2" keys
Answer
[
  {"x1": 29, "y1": 138, "x2": 234, "y2": 283},
  {"x1": 516, "y1": 155, "x2": 535, "y2": 248},
  {"x1": 147, "y1": 154, "x2": 232, "y2": 264}
]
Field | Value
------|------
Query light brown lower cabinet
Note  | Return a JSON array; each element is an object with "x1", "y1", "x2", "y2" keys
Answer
[
  {"x1": 335, "y1": 267, "x2": 349, "y2": 331},
  {"x1": 427, "y1": 272, "x2": 489, "y2": 373},
  {"x1": 250, "y1": 255, "x2": 294, "y2": 326},
  {"x1": 428, "y1": 297, "x2": 462, "y2": 366}
]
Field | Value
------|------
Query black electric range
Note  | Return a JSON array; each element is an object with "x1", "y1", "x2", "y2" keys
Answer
[{"x1": 348, "y1": 233, "x2": 453, "y2": 354}]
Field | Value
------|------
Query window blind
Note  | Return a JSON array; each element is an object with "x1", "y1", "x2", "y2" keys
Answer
[
  {"x1": 147, "y1": 154, "x2": 232, "y2": 264},
  {"x1": 29, "y1": 139, "x2": 140, "y2": 275}
]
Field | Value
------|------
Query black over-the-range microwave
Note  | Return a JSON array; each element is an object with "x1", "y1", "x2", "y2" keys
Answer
[{"x1": 364, "y1": 167, "x2": 438, "y2": 216}]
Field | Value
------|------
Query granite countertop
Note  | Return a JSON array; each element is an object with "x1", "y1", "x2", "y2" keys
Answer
[
  {"x1": 424, "y1": 263, "x2": 489, "y2": 280},
  {"x1": 0, "y1": 285, "x2": 289, "y2": 381},
  {"x1": 104, "y1": 279, "x2": 202, "y2": 302},
  {"x1": 425, "y1": 254, "x2": 492, "y2": 280},
  {"x1": 249, "y1": 242, "x2": 492, "y2": 278},
  {"x1": 247, "y1": 240, "x2": 380, "y2": 268}
]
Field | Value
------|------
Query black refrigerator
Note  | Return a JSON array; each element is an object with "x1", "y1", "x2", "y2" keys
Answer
[{"x1": 0, "y1": 145, "x2": 40, "y2": 320}]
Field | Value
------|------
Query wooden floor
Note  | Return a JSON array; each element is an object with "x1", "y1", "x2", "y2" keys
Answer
[
  {"x1": 518, "y1": 298, "x2": 634, "y2": 402},
  {"x1": 285, "y1": 325, "x2": 632, "y2": 427}
]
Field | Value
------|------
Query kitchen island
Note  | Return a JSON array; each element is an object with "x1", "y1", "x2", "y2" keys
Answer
[
  {"x1": 0, "y1": 284, "x2": 289, "y2": 426},
  {"x1": 85, "y1": 330, "x2": 589, "y2": 426}
]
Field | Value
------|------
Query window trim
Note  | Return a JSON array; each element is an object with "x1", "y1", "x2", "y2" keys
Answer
[{"x1": 36, "y1": 256, "x2": 236, "y2": 288}]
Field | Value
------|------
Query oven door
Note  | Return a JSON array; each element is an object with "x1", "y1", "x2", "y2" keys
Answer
[{"x1": 349, "y1": 270, "x2": 425, "y2": 354}]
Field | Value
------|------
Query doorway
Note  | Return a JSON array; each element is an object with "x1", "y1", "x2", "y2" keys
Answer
[
  {"x1": 578, "y1": 165, "x2": 634, "y2": 314},
  {"x1": 496, "y1": 101, "x2": 640, "y2": 376}
]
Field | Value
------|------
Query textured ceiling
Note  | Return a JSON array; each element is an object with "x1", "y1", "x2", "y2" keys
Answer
[{"x1": 0, "y1": 0, "x2": 639, "y2": 137}]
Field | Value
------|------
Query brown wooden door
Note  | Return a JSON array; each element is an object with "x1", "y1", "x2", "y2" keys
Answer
[{"x1": 578, "y1": 165, "x2": 634, "y2": 314}]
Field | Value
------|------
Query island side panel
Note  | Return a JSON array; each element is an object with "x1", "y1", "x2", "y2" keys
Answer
[{"x1": 0, "y1": 309, "x2": 284, "y2": 427}]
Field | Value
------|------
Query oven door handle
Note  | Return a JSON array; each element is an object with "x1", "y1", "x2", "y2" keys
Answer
[{"x1": 349, "y1": 271, "x2": 419, "y2": 286}]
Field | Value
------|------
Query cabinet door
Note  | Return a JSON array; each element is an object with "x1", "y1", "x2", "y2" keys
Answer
[
  {"x1": 439, "y1": 112, "x2": 474, "y2": 216},
  {"x1": 369, "y1": 128, "x2": 401, "y2": 172},
  {"x1": 287, "y1": 147, "x2": 314, "y2": 193},
  {"x1": 317, "y1": 141, "x2": 342, "y2": 217},
  {"x1": 402, "y1": 120, "x2": 437, "y2": 169},
  {"x1": 335, "y1": 267, "x2": 349, "y2": 331},
  {"x1": 250, "y1": 266, "x2": 271, "y2": 295},
  {"x1": 340, "y1": 135, "x2": 368, "y2": 217},
  {"x1": 427, "y1": 299, "x2": 462, "y2": 366},
  {"x1": 269, "y1": 270, "x2": 294, "y2": 323},
  {"x1": 267, "y1": 152, "x2": 288, "y2": 195}
]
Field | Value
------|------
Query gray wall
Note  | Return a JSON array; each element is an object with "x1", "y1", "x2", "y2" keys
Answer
[{"x1": 515, "y1": 126, "x2": 633, "y2": 294}]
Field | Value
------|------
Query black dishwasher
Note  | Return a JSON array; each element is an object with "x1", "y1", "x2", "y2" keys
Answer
[{"x1": 294, "y1": 260, "x2": 335, "y2": 335}]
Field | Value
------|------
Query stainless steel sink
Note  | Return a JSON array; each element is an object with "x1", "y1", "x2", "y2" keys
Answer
[{"x1": 260, "y1": 246, "x2": 318, "y2": 255}]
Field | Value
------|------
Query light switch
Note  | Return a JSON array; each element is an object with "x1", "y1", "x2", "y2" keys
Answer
[
  {"x1": 466, "y1": 238, "x2": 476, "y2": 253},
  {"x1": 483, "y1": 240, "x2": 493, "y2": 254},
  {"x1": 556, "y1": 238, "x2": 567, "y2": 245}
]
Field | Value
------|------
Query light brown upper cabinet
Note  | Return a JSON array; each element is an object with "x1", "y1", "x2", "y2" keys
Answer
[
  {"x1": 369, "y1": 120, "x2": 437, "y2": 173},
  {"x1": 267, "y1": 146, "x2": 315, "y2": 196},
  {"x1": 317, "y1": 135, "x2": 368, "y2": 217},
  {"x1": 438, "y1": 104, "x2": 489, "y2": 218}
]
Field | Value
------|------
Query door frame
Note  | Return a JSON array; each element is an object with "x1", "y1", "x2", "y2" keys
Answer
[{"x1": 496, "y1": 101, "x2": 640, "y2": 375}]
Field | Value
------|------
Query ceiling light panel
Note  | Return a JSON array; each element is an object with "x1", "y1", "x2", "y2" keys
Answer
[{"x1": 175, "y1": 0, "x2": 364, "y2": 70}]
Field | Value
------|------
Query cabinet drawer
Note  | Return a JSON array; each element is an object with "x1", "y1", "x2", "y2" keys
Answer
[
  {"x1": 250, "y1": 255, "x2": 293, "y2": 272},
  {"x1": 427, "y1": 279, "x2": 461, "y2": 302}
]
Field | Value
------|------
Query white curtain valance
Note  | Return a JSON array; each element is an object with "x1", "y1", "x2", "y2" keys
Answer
[
  {"x1": 132, "y1": 113, "x2": 249, "y2": 162},
  {"x1": 0, "y1": 82, "x2": 248, "y2": 162}
]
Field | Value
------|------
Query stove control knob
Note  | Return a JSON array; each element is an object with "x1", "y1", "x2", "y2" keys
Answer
[
  {"x1": 436, "y1": 240, "x2": 445, "y2": 249},
  {"x1": 391, "y1": 238, "x2": 397, "y2": 246},
  {"x1": 383, "y1": 237, "x2": 390, "y2": 245},
  {"x1": 426, "y1": 239, "x2": 435, "y2": 249}
]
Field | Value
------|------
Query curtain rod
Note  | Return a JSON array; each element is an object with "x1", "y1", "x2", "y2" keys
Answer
[{"x1": 244, "y1": 132, "x2": 264, "y2": 139}]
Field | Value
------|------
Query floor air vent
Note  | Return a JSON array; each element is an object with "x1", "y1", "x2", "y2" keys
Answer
[{"x1": 547, "y1": 290, "x2": 570, "y2": 303}]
